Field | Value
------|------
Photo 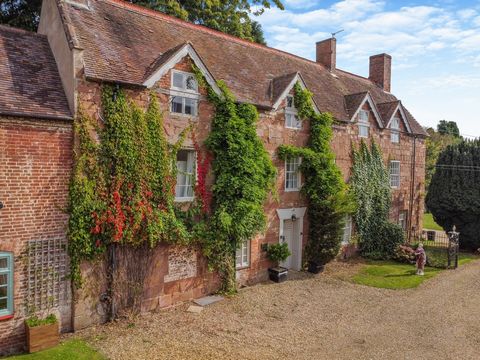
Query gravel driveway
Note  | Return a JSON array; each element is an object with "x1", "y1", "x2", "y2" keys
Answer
[{"x1": 78, "y1": 260, "x2": 480, "y2": 360}]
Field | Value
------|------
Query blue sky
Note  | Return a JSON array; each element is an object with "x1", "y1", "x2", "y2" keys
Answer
[{"x1": 255, "y1": 0, "x2": 480, "y2": 137}]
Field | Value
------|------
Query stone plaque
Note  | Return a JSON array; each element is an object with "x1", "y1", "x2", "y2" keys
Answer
[{"x1": 164, "y1": 247, "x2": 197, "y2": 283}]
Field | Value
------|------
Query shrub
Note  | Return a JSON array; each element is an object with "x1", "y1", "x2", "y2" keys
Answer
[
  {"x1": 426, "y1": 139, "x2": 480, "y2": 250},
  {"x1": 266, "y1": 243, "x2": 291, "y2": 264},
  {"x1": 393, "y1": 244, "x2": 416, "y2": 264}
]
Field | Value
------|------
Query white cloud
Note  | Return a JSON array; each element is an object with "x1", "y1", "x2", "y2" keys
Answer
[
  {"x1": 457, "y1": 9, "x2": 477, "y2": 20},
  {"x1": 283, "y1": 0, "x2": 320, "y2": 9}
]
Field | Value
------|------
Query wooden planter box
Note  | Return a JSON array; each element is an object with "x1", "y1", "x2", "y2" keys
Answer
[{"x1": 26, "y1": 322, "x2": 59, "y2": 353}]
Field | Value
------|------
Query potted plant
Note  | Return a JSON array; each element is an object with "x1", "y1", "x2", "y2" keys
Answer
[
  {"x1": 25, "y1": 314, "x2": 59, "y2": 353},
  {"x1": 266, "y1": 243, "x2": 291, "y2": 283}
]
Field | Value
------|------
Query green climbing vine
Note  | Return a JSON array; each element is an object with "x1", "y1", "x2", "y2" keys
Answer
[
  {"x1": 278, "y1": 83, "x2": 352, "y2": 266},
  {"x1": 350, "y1": 141, "x2": 404, "y2": 259},
  {"x1": 192, "y1": 68, "x2": 276, "y2": 293},
  {"x1": 69, "y1": 74, "x2": 275, "y2": 294},
  {"x1": 68, "y1": 87, "x2": 191, "y2": 287}
]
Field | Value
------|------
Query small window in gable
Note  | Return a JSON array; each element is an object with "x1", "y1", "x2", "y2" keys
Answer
[
  {"x1": 391, "y1": 117, "x2": 400, "y2": 143},
  {"x1": 170, "y1": 70, "x2": 199, "y2": 116},
  {"x1": 358, "y1": 109, "x2": 370, "y2": 138},
  {"x1": 0, "y1": 252, "x2": 14, "y2": 317},
  {"x1": 285, "y1": 96, "x2": 301, "y2": 129}
]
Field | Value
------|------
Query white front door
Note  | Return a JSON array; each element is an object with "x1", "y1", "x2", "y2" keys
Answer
[{"x1": 281, "y1": 219, "x2": 301, "y2": 270}]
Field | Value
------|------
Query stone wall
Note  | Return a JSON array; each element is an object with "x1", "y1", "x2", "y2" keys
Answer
[{"x1": 0, "y1": 117, "x2": 73, "y2": 355}]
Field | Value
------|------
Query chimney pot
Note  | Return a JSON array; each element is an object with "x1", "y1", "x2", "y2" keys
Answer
[
  {"x1": 369, "y1": 53, "x2": 392, "y2": 92},
  {"x1": 316, "y1": 38, "x2": 336, "y2": 71}
]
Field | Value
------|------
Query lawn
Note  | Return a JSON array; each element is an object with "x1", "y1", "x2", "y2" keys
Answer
[
  {"x1": 423, "y1": 213, "x2": 443, "y2": 231},
  {"x1": 7, "y1": 340, "x2": 104, "y2": 360},
  {"x1": 351, "y1": 253, "x2": 479, "y2": 290}
]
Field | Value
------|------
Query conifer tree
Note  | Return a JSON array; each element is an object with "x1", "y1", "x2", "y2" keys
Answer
[{"x1": 426, "y1": 140, "x2": 480, "y2": 250}]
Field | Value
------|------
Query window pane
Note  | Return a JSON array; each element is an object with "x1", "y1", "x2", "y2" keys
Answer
[
  {"x1": 391, "y1": 117, "x2": 400, "y2": 129},
  {"x1": 359, "y1": 110, "x2": 369, "y2": 123},
  {"x1": 173, "y1": 72, "x2": 184, "y2": 89},
  {"x1": 390, "y1": 162, "x2": 400, "y2": 187},
  {"x1": 185, "y1": 75, "x2": 198, "y2": 91},
  {"x1": 359, "y1": 125, "x2": 369, "y2": 137},
  {"x1": 0, "y1": 274, "x2": 6, "y2": 286},
  {"x1": 0, "y1": 286, "x2": 6, "y2": 297},
  {"x1": 0, "y1": 298, "x2": 7, "y2": 311},
  {"x1": 176, "y1": 150, "x2": 195, "y2": 199},
  {"x1": 391, "y1": 131, "x2": 400, "y2": 143},
  {"x1": 171, "y1": 96, "x2": 183, "y2": 113},
  {"x1": 286, "y1": 96, "x2": 294, "y2": 108},
  {"x1": 184, "y1": 98, "x2": 196, "y2": 115},
  {"x1": 0, "y1": 258, "x2": 7, "y2": 270}
]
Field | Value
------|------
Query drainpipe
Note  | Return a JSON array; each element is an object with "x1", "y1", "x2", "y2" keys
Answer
[{"x1": 408, "y1": 135, "x2": 417, "y2": 242}]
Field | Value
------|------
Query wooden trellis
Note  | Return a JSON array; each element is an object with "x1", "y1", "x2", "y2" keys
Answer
[{"x1": 26, "y1": 238, "x2": 69, "y2": 312}]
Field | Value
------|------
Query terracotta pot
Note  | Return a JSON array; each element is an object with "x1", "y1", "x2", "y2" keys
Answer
[{"x1": 25, "y1": 322, "x2": 59, "y2": 353}]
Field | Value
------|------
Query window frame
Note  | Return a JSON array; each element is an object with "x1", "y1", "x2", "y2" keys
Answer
[
  {"x1": 390, "y1": 117, "x2": 400, "y2": 143},
  {"x1": 170, "y1": 70, "x2": 199, "y2": 116},
  {"x1": 0, "y1": 252, "x2": 14, "y2": 318},
  {"x1": 357, "y1": 109, "x2": 370, "y2": 138},
  {"x1": 171, "y1": 70, "x2": 199, "y2": 94},
  {"x1": 175, "y1": 149, "x2": 196, "y2": 202},
  {"x1": 235, "y1": 240, "x2": 250, "y2": 269},
  {"x1": 389, "y1": 160, "x2": 401, "y2": 188},
  {"x1": 285, "y1": 157, "x2": 302, "y2": 192},
  {"x1": 285, "y1": 95, "x2": 302, "y2": 130}
]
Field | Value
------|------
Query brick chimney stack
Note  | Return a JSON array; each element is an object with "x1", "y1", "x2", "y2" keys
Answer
[
  {"x1": 316, "y1": 38, "x2": 336, "y2": 71},
  {"x1": 369, "y1": 53, "x2": 392, "y2": 92}
]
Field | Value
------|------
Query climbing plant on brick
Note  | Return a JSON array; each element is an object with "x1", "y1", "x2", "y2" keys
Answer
[
  {"x1": 68, "y1": 88, "x2": 191, "y2": 287},
  {"x1": 278, "y1": 83, "x2": 352, "y2": 266},
  {"x1": 350, "y1": 141, "x2": 404, "y2": 259},
  {"x1": 192, "y1": 69, "x2": 276, "y2": 293}
]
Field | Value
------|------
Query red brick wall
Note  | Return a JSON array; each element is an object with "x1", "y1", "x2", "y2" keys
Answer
[
  {"x1": 72, "y1": 55, "x2": 426, "y2": 325},
  {"x1": 0, "y1": 117, "x2": 73, "y2": 355}
]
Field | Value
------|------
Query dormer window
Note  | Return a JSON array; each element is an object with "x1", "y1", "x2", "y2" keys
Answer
[
  {"x1": 170, "y1": 70, "x2": 199, "y2": 116},
  {"x1": 358, "y1": 109, "x2": 370, "y2": 138},
  {"x1": 390, "y1": 117, "x2": 400, "y2": 143},
  {"x1": 285, "y1": 96, "x2": 301, "y2": 129}
]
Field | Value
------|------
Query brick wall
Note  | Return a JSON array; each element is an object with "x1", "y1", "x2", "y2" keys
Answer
[
  {"x1": 0, "y1": 117, "x2": 73, "y2": 355},
  {"x1": 72, "y1": 55, "x2": 426, "y2": 326}
]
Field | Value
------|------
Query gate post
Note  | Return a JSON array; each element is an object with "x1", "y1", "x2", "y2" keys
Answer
[{"x1": 447, "y1": 226, "x2": 460, "y2": 269}]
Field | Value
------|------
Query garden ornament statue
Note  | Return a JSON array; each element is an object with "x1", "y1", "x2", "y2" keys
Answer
[{"x1": 415, "y1": 243, "x2": 426, "y2": 276}]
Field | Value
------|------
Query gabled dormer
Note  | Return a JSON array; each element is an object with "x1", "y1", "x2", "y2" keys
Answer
[
  {"x1": 377, "y1": 100, "x2": 412, "y2": 143},
  {"x1": 344, "y1": 92, "x2": 383, "y2": 138},
  {"x1": 270, "y1": 72, "x2": 320, "y2": 130}
]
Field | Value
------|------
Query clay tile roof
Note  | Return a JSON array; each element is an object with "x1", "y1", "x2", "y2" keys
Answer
[
  {"x1": 59, "y1": 0, "x2": 426, "y2": 135},
  {"x1": 143, "y1": 42, "x2": 188, "y2": 81},
  {"x1": 271, "y1": 72, "x2": 298, "y2": 105},
  {"x1": 0, "y1": 25, "x2": 72, "y2": 120},
  {"x1": 344, "y1": 92, "x2": 368, "y2": 119},
  {"x1": 377, "y1": 101, "x2": 400, "y2": 127}
]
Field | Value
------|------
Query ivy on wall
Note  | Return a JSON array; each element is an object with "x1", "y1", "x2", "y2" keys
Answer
[
  {"x1": 350, "y1": 141, "x2": 404, "y2": 259},
  {"x1": 193, "y1": 70, "x2": 276, "y2": 293},
  {"x1": 278, "y1": 84, "x2": 352, "y2": 266},
  {"x1": 69, "y1": 75, "x2": 275, "y2": 295},
  {"x1": 68, "y1": 88, "x2": 192, "y2": 287}
]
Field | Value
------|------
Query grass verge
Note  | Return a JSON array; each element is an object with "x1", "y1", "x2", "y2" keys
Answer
[
  {"x1": 351, "y1": 253, "x2": 479, "y2": 290},
  {"x1": 423, "y1": 213, "x2": 443, "y2": 231},
  {"x1": 6, "y1": 339, "x2": 104, "y2": 360}
]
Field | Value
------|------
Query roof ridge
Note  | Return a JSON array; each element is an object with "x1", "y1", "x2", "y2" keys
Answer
[
  {"x1": 0, "y1": 24, "x2": 47, "y2": 38},
  {"x1": 99, "y1": 0, "x2": 332, "y2": 71}
]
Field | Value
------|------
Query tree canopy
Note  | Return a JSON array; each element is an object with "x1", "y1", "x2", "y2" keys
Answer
[
  {"x1": 425, "y1": 126, "x2": 462, "y2": 189},
  {"x1": 426, "y1": 140, "x2": 480, "y2": 250},
  {"x1": 0, "y1": 0, "x2": 283, "y2": 45},
  {"x1": 437, "y1": 120, "x2": 460, "y2": 138}
]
